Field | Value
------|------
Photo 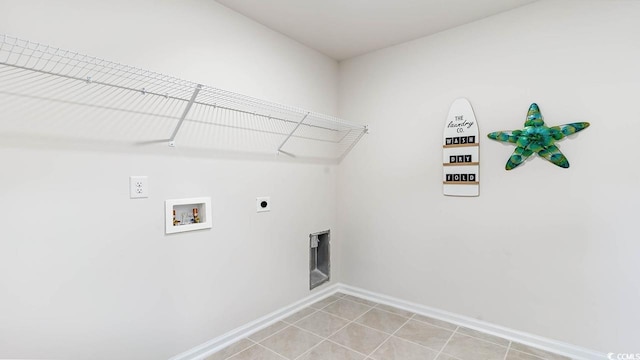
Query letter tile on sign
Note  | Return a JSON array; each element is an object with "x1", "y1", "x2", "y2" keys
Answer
[{"x1": 443, "y1": 98, "x2": 480, "y2": 197}]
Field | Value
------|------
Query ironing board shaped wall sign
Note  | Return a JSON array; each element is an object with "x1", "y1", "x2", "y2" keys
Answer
[{"x1": 443, "y1": 98, "x2": 479, "y2": 197}]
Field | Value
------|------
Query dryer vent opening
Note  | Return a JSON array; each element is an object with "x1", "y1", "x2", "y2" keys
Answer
[{"x1": 310, "y1": 230, "x2": 330, "y2": 290}]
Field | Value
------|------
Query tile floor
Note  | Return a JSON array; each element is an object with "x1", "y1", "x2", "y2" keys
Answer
[{"x1": 206, "y1": 293, "x2": 571, "y2": 360}]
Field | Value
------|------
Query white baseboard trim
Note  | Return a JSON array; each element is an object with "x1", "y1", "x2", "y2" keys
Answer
[
  {"x1": 339, "y1": 284, "x2": 606, "y2": 360},
  {"x1": 167, "y1": 283, "x2": 341, "y2": 360},
  {"x1": 169, "y1": 283, "x2": 606, "y2": 360}
]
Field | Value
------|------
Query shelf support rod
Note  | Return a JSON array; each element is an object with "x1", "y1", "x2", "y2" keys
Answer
[
  {"x1": 277, "y1": 112, "x2": 310, "y2": 156},
  {"x1": 338, "y1": 125, "x2": 368, "y2": 163},
  {"x1": 169, "y1": 84, "x2": 203, "y2": 147}
]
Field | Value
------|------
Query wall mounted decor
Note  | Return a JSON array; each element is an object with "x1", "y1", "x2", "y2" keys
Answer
[
  {"x1": 443, "y1": 98, "x2": 479, "y2": 197},
  {"x1": 487, "y1": 103, "x2": 589, "y2": 170}
]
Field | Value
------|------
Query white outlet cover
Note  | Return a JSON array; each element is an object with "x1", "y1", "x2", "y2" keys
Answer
[
  {"x1": 256, "y1": 197, "x2": 270, "y2": 212},
  {"x1": 130, "y1": 176, "x2": 149, "y2": 199}
]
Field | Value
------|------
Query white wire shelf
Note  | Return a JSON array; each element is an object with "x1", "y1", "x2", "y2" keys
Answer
[{"x1": 0, "y1": 34, "x2": 367, "y2": 161}]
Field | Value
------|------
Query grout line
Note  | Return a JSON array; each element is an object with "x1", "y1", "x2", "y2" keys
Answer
[
  {"x1": 212, "y1": 292, "x2": 572, "y2": 360},
  {"x1": 372, "y1": 303, "x2": 416, "y2": 318},
  {"x1": 290, "y1": 320, "x2": 349, "y2": 341},
  {"x1": 503, "y1": 341, "x2": 512, "y2": 360},
  {"x1": 509, "y1": 348, "x2": 550, "y2": 360},
  {"x1": 289, "y1": 322, "x2": 329, "y2": 338},
  {"x1": 220, "y1": 339, "x2": 255, "y2": 360},
  {"x1": 249, "y1": 322, "x2": 290, "y2": 344},
  {"x1": 437, "y1": 353, "x2": 465, "y2": 360},
  {"x1": 221, "y1": 341, "x2": 283, "y2": 360},
  {"x1": 453, "y1": 331, "x2": 510, "y2": 349},
  {"x1": 270, "y1": 298, "x2": 452, "y2": 359},
  {"x1": 281, "y1": 297, "x2": 380, "y2": 360},
  {"x1": 365, "y1": 313, "x2": 416, "y2": 359},
  {"x1": 255, "y1": 342, "x2": 289, "y2": 360},
  {"x1": 341, "y1": 294, "x2": 379, "y2": 307},
  {"x1": 434, "y1": 325, "x2": 459, "y2": 359},
  {"x1": 397, "y1": 313, "x2": 458, "y2": 333},
  {"x1": 221, "y1": 292, "x2": 362, "y2": 359},
  {"x1": 318, "y1": 306, "x2": 375, "y2": 324},
  {"x1": 380, "y1": 336, "x2": 445, "y2": 355},
  {"x1": 329, "y1": 312, "x2": 395, "y2": 336},
  {"x1": 336, "y1": 296, "x2": 376, "y2": 307},
  {"x1": 350, "y1": 306, "x2": 377, "y2": 323},
  {"x1": 234, "y1": 293, "x2": 511, "y2": 360},
  {"x1": 259, "y1": 323, "x2": 327, "y2": 360},
  {"x1": 289, "y1": 298, "x2": 377, "y2": 360},
  {"x1": 308, "y1": 295, "x2": 341, "y2": 310},
  {"x1": 220, "y1": 294, "x2": 536, "y2": 360},
  {"x1": 290, "y1": 296, "x2": 393, "y2": 359},
  {"x1": 236, "y1": 316, "x2": 509, "y2": 360},
  {"x1": 281, "y1": 308, "x2": 318, "y2": 325},
  {"x1": 318, "y1": 309, "x2": 362, "y2": 323},
  {"x1": 408, "y1": 319, "x2": 509, "y2": 349},
  {"x1": 291, "y1": 309, "x2": 371, "y2": 360},
  {"x1": 374, "y1": 321, "x2": 451, "y2": 355},
  {"x1": 286, "y1": 324, "x2": 329, "y2": 360},
  {"x1": 343, "y1": 288, "x2": 578, "y2": 359},
  {"x1": 364, "y1": 305, "x2": 476, "y2": 355},
  {"x1": 325, "y1": 338, "x2": 371, "y2": 358},
  {"x1": 290, "y1": 339, "x2": 324, "y2": 359}
]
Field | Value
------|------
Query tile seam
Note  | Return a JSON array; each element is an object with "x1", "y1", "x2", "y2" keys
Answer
[
  {"x1": 366, "y1": 313, "x2": 416, "y2": 359},
  {"x1": 435, "y1": 325, "x2": 460, "y2": 359}
]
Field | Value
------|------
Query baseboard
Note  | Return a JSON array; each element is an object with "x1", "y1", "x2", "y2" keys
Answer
[
  {"x1": 167, "y1": 283, "x2": 341, "y2": 360},
  {"x1": 169, "y1": 283, "x2": 606, "y2": 360},
  {"x1": 339, "y1": 284, "x2": 606, "y2": 360}
]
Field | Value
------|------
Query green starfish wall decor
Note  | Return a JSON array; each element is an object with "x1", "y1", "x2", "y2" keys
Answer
[{"x1": 487, "y1": 103, "x2": 590, "y2": 170}]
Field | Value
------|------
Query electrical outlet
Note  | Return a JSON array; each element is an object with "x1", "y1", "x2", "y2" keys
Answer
[
  {"x1": 256, "y1": 196, "x2": 270, "y2": 212},
  {"x1": 130, "y1": 176, "x2": 149, "y2": 199}
]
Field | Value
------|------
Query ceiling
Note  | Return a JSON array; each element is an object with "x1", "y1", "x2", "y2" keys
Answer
[{"x1": 215, "y1": 0, "x2": 538, "y2": 60}]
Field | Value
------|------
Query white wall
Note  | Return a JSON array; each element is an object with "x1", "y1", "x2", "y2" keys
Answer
[
  {"x1": 338, "y1": 0, "x2": 640, "y2": 352},
  {"x1": 0, "y1": 1, "x2": 340, "y2": 359}
]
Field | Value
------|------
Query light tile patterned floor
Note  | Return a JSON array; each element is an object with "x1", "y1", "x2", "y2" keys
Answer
[{"x1": 206, "y1": 293, "x2": 571, "y2": 360}]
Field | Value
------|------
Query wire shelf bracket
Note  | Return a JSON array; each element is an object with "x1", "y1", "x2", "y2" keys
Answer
[
  {"x1": 0, "y1": 34, "x2": 368, "y2": 162},
  {"x1": 277, "y1": 112, "x2": 310, "y2": 157},
  {"x1": 168, "y1": 84, "x2": 203, "y2": 147}
]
